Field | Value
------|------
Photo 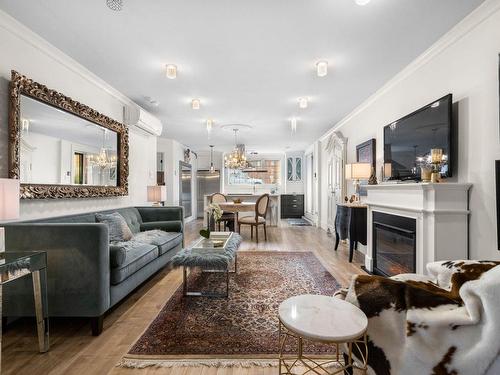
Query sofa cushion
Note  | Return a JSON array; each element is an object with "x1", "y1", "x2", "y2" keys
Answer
[
  {"x1": 140, "y1": 221, "x2": 183, "y2": 233},
  {"x1": 114, "y1": 207, "x2": 143, "y2": 234},
  {"x1": 110, "y1": 241, "x2": 159, "y2": 285},
  {"x1": 109, "y1": 244, "x2": 127, "y2": 268},
  {"x1": 96, "y1": 213, "x2": 134, "y2": 242},
  {"x1": 133, "y1": 230, "x2": 183, "y2": 255}
]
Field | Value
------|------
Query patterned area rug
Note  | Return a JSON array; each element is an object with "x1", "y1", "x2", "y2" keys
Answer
[{"x1": 119, "y1": 251, "x2": 340, "y2": 368}]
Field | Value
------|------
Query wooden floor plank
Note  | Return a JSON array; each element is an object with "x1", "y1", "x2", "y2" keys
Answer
[{"x1": 2, "y1": 220, "x2": 365, "y2": 374}]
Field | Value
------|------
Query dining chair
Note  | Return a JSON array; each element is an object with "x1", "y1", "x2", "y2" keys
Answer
[
  {"x1": 238, "y1": 193, "x2": 270, "y2": 243},
  {"x1": 209, "y1": 193, "x2": 234, "y2": 231}
]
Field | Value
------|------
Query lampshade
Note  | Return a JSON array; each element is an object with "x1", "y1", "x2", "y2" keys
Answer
[
  {"x1": 147, "y1": 185, "x2": 166, "y2": 203},
  {"x1": 345, "y1": 163, "x2": 371, "y2": 180},
  {"x1": 0, "y1": 178, "x2": 20, "y2": 221}
]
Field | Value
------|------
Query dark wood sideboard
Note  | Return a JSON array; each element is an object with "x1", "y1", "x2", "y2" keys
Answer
[
  {"x1": 334, "y1": 204, "x2": 367, "y2": 262},
  {"x1": 281, "y1": 194, "x2": 305, "y2": 219}
]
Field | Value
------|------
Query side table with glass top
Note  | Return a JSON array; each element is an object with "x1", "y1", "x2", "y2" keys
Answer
[{"x1": 1, "y1": 251, "x2": 49, "y2": 369}]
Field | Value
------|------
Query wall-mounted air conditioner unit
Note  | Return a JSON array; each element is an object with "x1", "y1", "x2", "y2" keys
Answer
[{"x1": 124, "y1": 104, "x2": 163, "y2": 136}]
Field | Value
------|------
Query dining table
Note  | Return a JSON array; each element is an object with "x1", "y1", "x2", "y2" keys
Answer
[{"x1": 217, "y1": 201, "x2": 256, "y2": 232}]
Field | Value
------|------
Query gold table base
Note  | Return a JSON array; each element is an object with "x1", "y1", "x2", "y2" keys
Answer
[{"x1": 278, "y1": 319, "x2": 368, "y2": 375}]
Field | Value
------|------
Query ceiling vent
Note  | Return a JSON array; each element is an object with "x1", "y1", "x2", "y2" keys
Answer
[{"x1": 124, "y1": 104, "x2": 163, "y2": 136}]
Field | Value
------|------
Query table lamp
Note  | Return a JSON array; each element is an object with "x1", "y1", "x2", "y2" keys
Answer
[
  {"x1": 147, "y1": 185, "x2": 166, "y2": 206},
  {"x1": 0, "y1": 178, "x2": 20, "y2": 252},
  {"x1": 345, "y1": 163, "x2": 371, "y2": 201}
]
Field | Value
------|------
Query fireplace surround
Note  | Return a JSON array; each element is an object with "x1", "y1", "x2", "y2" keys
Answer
[{"x1": 365, "y1": 183, "x2": 471, "y2": 275}]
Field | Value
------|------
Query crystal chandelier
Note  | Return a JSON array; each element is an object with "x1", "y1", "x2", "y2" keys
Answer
[
  {"x1": 88, "y1": 129, "x2": 117, "y2": 169},
  {"x1": 224, "y1": 129, "x2": 248, "y2": 170}
]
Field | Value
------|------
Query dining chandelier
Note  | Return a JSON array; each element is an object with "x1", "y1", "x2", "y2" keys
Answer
[
  {"x1": 88, "y1": 129, "x2": 117, "y2": 169},
  {"x1": 224, "y1": 129, "x2": 247, "y2": 170}
]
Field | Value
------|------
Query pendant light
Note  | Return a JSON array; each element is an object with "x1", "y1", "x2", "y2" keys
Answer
[
  {"x1": 209, "y1": 145, "x2": 215, "y2": 173},
  {"x1": 224, "y1": 129, "x2": 248, "y2": 170}
]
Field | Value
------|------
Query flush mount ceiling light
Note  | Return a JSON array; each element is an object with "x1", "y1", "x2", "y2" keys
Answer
[
  {"x1": 316, "y1": 61, "x2": 328, "y2": 77},
  {"x1": 165, "y1": 64, "x2": 177, "y2": 79},
  {"x1": 355, "y1": 0, "x2": 371, "y2": 5},
  {"x1": 206, "y1": 119, "x2": 213, "y2": 135},
  {"x1": 298, "y1": 97, "x2": 308, "y2": 109},
  {"x1": 106, "y1": 0, "x2": 123, "y2": 11},
  {"x1": 290, "y1": 117, "x2": 298, "y2": 134},
  {"x1": 191, "y1": 99, "x2": 201, "y2": 110}
]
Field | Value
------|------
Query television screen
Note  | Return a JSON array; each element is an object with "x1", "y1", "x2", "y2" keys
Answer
[{"x1": 384, "y1": 94, "x2": 452, "y2": 181}]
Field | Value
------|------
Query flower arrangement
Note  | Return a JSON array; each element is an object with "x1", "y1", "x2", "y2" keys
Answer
[{"x1": 208, "y1": 203, "x2": 223, "y2": 221}]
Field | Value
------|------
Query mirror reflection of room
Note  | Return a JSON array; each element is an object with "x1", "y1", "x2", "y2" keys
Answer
[{"x1": 19, "y1": 95, "x2": 118, "y2": 186}]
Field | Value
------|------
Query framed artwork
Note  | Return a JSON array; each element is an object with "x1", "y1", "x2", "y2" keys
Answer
[{"x1": 356, "y1": 139, "x2": 376, "y2": 196}]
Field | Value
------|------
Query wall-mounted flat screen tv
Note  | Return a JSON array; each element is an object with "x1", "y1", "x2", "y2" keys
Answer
[{"x1": 383, "y1": 94, "x2": 452, "y2": 181}]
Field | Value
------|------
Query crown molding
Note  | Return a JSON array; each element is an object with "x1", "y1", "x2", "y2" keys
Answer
[
  {"x1": 319, "y1": 0, "x2": 500, "y2": 143},
  {"x1": 0, "y1": 8, "x2": 134, "y2": 108}
]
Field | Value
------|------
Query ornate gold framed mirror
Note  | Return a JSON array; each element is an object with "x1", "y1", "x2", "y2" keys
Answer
[{"x1": 8, "y1": 70, "x2": 129, "y2": 199}]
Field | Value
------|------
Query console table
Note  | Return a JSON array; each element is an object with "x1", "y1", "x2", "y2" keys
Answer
[{"x1": 334, "y1": 204, "x2": 367, "y2": 262}]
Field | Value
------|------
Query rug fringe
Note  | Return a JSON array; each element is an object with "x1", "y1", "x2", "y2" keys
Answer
[{"x1": 117, "y1": 358, "x2": 279, "y2": 368}]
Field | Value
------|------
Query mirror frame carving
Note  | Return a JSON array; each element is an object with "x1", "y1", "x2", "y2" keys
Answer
[{"x1": 8, "y1": 70, "x2": 129, "y2": 199}]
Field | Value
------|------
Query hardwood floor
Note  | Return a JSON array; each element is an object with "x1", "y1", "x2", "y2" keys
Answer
[{"x1": 2, "y1": 220, "x2": 365, "y2": 375}]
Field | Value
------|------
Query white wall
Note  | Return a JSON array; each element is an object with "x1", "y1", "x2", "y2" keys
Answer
[
  {"x1": 0, "y1": 10, "x2": 157, "y2": 220},
  {"x1": 314, "y1": 0, "x2": 500, "y2": 260}
]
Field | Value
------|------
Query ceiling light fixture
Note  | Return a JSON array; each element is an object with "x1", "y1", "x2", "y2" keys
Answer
[
  {"x1": 298, "y1": 97, "x2": 308, "y2": 109},
  {"x1": 355, "y1": 0, "x2": 371, "y2": 5},
  {"x1": 290, "y1": 118, "x2": 297, "y2": 134},
  {"x1": 165, "y1": 64, "x2": 177, "y2": 79},
  {"x1": 192, "y1": 99, "x2": 201, "y2": 110},
  {"x1": 106, "y1": 0, "x2": 123, "y2": 11},
  {"x1": 224, "y1": 129, "x2": 248, "y2": 170},
  {"x1": 206, "y1": 119, "x2": 213, "y2": 135},
  {"x1": 316, "y1": 61, "x2": 328, "y2": 77},
  {"x1": 209, "y1": 145, "x2": 215, "y2": 173}
]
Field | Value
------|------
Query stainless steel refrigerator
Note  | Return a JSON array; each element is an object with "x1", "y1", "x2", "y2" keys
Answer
[{"x1": 196, "y1": 169, "x2": 221, "y2": 218}]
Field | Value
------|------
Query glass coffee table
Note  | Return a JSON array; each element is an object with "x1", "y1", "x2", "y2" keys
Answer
[
  {"x1": 0, "y1": 251, "x2": 50, "y2": 369},
  {"x1": 172, "y1": 232, "x2": 241, "y2": 298}
]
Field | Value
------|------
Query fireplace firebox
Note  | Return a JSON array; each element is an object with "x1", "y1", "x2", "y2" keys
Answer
[{"x1": 373, "y1": 212, "x2": 416, "y2": 276}]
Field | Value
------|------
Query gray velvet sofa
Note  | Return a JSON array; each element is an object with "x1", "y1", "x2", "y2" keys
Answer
[{"x1": 3, "y1": 206, "x2": 184, "y2": 335}]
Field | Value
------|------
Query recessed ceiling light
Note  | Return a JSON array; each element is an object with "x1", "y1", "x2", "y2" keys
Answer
[
  {"x1": 165, "y1": 64, "x2": 177, "y2": 79},
  {"x1": 290, "y1": 118, "x2": 298, "y2": 133},
  {"x1": 298, "y1": 97, "x2": 308, "y2": 109},
  {"x1": 355, "y1": 0, "x2": 371, "y2": 5},
  {"x1": 316, "y1": 61, "x2": 328, "y2": 77},
  {"x1": 191, "y1": 99, "x2": 201, "y2": 110}
]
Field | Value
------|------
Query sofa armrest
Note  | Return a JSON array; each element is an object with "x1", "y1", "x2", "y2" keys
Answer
[{"x1": 4, "y1": 223, "x2": 110, "y2": 318}]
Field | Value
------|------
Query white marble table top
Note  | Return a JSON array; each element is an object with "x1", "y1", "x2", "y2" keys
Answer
[{"x1": 278, "y1": 294, "x2": 368, "y2": 342}]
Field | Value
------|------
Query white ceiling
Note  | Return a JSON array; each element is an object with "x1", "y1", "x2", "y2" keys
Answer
[{"x1": 0, "y1": 0, "x2": 484, "y2": 153}]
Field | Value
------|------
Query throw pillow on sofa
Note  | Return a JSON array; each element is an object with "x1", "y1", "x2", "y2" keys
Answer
[{"x1": 96, "y1": 212, "x2": 134, "y2": 242}]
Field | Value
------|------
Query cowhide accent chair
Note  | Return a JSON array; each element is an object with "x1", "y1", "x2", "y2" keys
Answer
[
  {"x1": 210, "y1": 193, "x2": 234, "y2": 231},
  {"x1": 335, "y1": 260, "x2": 500, "y2": 375},
  {"x1": 238, "y1": 193, "x2": 269, "y2": 243}
]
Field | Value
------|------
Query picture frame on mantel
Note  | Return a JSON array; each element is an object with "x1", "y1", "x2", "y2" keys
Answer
[{"x1": 356, "y1": 138, "x2": 376, "y2": 196}]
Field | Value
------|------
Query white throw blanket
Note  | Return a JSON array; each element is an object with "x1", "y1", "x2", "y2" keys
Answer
[{"x1": 337, "y1": 260, "x2": 500, "y2": 375}]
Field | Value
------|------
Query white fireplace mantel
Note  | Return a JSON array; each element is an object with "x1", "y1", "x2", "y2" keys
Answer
[{"x1": 365, "y1": 182, "x2": 472, "y2": 275}]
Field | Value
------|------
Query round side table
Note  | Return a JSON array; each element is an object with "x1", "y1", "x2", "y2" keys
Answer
[{"x1": 278, "y1": 294, "x2": 368, "y2": 375}]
